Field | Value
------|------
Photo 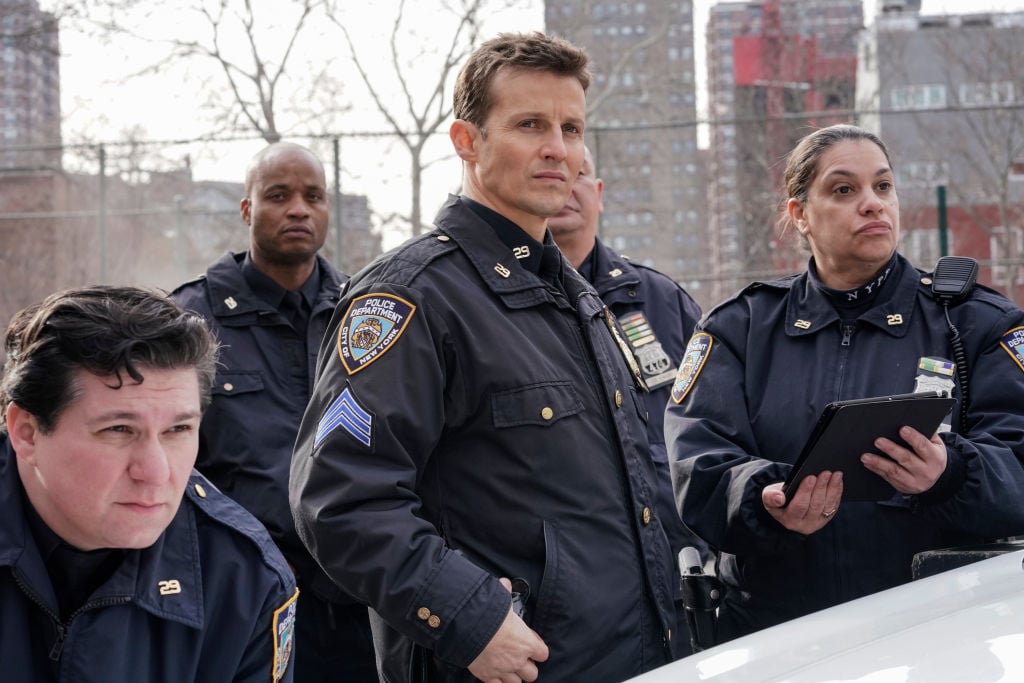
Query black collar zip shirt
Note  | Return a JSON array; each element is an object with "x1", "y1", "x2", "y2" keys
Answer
[
  {"x1": 240, "y1": 254, "x2": 321, "y2": 338},
  {"x1": 240, "y1": 254, "x2": 322, "y2": 392},
  {"x1": 463, "y1": 197, "x2": 567, "y2": 294}
]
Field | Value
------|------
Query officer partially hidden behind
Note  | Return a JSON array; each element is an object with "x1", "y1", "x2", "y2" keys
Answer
[
  {"x1": 0, "y1": 286, "x2": 298, "y2": 682},
  {"x1": 548, "y1": 145, "x2": 705, "y2": 654},
  {"x1": 173, "y1": 141, "x2": 376, "y2": 680}
]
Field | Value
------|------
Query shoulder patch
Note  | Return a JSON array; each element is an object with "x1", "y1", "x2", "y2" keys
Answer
[
  {"x1": 1000, "y1": 326, "x2": 1024, "y2": 373},
  {"x1": 671, "y1": 332, "x2": 713, "y2": 404},
  {"x1": 337, "y1": 293, "x2": 416, "y2": 374},
  {"x1": 272, "y1": 587, "x2": 299, "y2": 682}
]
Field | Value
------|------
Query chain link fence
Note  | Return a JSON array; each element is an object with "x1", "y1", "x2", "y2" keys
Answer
[{"x1": 2, "y1": 115, "x2": 1023, "y2": 332}]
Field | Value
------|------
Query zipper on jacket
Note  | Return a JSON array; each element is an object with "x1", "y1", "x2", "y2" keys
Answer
[
  {"x1": 840, "y1": 323, "x2": 855, "y2": 347},
  {"x1": 49, "y1": 622, "x2": 67, "y2": 661},
  {"x1": 49, "y1": 596, "x2": 133, "y2": 660},
  {"x1": 12, "y1": 569, "x2": 132, "y2": 663},
  {"x1": 11, "y1": 569, "x2": 65, "y2": 660}
]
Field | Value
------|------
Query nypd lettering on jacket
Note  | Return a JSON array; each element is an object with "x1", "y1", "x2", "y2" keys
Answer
[{"x1": 338, "y1": 294, "x2": 416, "y2": 374}]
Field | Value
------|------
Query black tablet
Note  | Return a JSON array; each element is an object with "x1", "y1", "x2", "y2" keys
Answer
[{"x1": 781, "y1": 391, "x2": 956, "y2": 503}]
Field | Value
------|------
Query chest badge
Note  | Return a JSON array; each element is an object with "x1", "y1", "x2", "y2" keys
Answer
[
  {"x1": 158, "y1": 579, "x2": 182, "y2": 596},
  {"x1": 915, "y1": 356, "x2": 956, "y2": 432},
  {"x1": 619, "y1": 312, "x2": 676, "y2": 389}
]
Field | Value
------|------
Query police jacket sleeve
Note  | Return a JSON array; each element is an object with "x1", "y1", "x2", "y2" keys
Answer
[
  {"x1": 915, "y1": 305, "x2": 1024, "y2": 537},
  {"x1": 234, "y1": 586, "x2": 298, "y2": 683},
  {"x1": 665, "y1": 309, "x2": 800, "y2": 558},
  {"x1": 289, "y1": 283, "x2": 512, "y2": 668}
]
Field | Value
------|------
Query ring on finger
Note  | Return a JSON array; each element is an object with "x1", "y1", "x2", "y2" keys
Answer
[{"x1": 822, "y1": 508, "x2": 838, "y2": 518}]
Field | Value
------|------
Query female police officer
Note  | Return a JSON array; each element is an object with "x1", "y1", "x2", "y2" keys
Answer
[{"x1": 666, "y1": 124, "x2": 1024, "y2": 642}]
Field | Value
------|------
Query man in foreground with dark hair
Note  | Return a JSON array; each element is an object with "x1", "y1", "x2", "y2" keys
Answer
[
  {"x1": 291, "y1": 33, "x2": 677, "y2": 682},
  {"x1": 0, "y1": 285, "x2": 298, "y2": 682}
]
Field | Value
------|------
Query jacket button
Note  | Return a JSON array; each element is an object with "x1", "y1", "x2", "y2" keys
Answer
[
  {"x1": 428, "y1": 615, "x2": 441, "y2": 629},
  {"x1": 642, "y1": 506, "x2": 652, "y2": 525},
  {"x1": 416, "y1": 607, "x2": 431, "y2": 621},
  {"x1": 194, "y1": 483, "x2": 207, "y2": 498},
  {"x1": 223, "y1": 382, "x2": 234, "y2": 392},
  {"x1": 614, "y1": 390, "x2": 623, "y2": 408},
  {"x1": 541, "y1": 406, "x2": 554, "y2": 420}
]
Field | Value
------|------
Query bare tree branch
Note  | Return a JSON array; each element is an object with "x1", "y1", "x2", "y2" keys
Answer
[{"x1": 323, "y1": 0, "x2": 499, "y2": 235}]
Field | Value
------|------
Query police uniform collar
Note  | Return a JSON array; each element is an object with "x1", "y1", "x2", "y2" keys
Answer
[
  {"x1": 586, "y1": 238, "x2": 642, "y2": 297},
  {"x1": 24, "y1": 497, "x2": 124, "y2": 619},
  {"x1": 109, "y1": 481, "x2": 206, "y2": 628},
  {"x1": 808, "y1": 253, "x2": 896, "y2": 312},
  {"x1": 435, "y1": 195, "x2": 561, "y2": 297},
  {"x1": 786, "y1": 253, "x2": 920, "y2": 338},
  {"x1": 0, "y1": 440, "x2": 55, "y2": 601},
  {"x1": 206, "y1": 251, "x2": 342, "y2": 317},
  {"x1": 241, "y1": 252, "x2": 321, "y2": 311},
  {"x1": 462, "y1": 196, "x2": 547, "y2": 275}
]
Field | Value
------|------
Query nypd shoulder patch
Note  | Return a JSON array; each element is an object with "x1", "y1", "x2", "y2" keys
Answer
[
  {"x1": 1000, "y1": 326, "x2": 1024, "y2": 373},
  {"x1": 272, "y1": 587, "x2": 299, "y2": 683},
  {"x1": 671, "y1": 332, "x2": 713, "y2": 405},
  {"x1": 338, "y1": 293, "x2": 416, "y2": 375},
  {"x1": 315, "y1": 386, "x2": 374, "y2": 449}
]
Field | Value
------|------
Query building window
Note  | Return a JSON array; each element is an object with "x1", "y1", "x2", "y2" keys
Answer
[
  {"x1": 890, "y1": 84, "x2": 946, "y2": 111},
  {"x1": 958, "y1": 81, "x2": 1014, "y2": 108},
  {"x1": 897, "y1": 160, "x2": 950, "y2": 188}
]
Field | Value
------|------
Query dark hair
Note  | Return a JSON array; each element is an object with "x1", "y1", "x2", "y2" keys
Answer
[
  {"x1": 453, "y1": 32, "x2": 590, "y2": 128},
  {"x1": 784, "y1": 124, "x2": 893, "y2": 203},
  {"x1": 1, "y1": 285, "x2": 219, "y2": 433}
]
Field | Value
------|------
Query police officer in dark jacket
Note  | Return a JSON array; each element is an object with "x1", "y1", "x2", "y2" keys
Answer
[
  {"x1": 549, "y1": 147, "x2": 705, "y2": 653},
  {"x1": 666, "y1": 124, "x2": 1024, "y2": 643},
  {"x1": 173, "y1": 142, "x2": 375, "y2": 680},
  {"x1": 0, "y1": 286, "x2": 297, "y2": 682},
  {"x1": 290, "y1": 33, "x2": 677, "y2": 683}
]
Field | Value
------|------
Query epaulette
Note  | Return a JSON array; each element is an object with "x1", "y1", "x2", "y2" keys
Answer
[
  {"x1": 701, "y1": 274, "x2": 798, "y2": 322},
  {"x1": 169, "y1": 272, "x2": 209, "y2": 296},
  {"x1": 362, "y1": 229, "x2": 459, "y2": 287},
  {"x1": 183, "y1": 472, "x2": 293, "y2": 583}
]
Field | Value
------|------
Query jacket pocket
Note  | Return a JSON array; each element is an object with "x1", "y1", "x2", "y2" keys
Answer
[
  {"x1": 210, "y1": 371, "x2": 264, "y2": 397},
  {"x1": 530, "y1": 520, "x2": 562, "y2": 637},
  {"x1": 491, "y1": 381, "x2": 584, "y2": 428}
]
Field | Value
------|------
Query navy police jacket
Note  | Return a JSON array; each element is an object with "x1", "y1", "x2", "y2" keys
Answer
[
  {"x1": 0, "y1": 440, "x2": 298, "y2": 682},
  {"x1": 666, "y1": 253, "x2": 1024, "y2": 639},
  {"x1": 173, "y1": 252, "x2": 348, "y2": 602},
  {"x1": 290, "y1": 195, "x2": 677, "y2": 682},
  {"x1": 585, "y1": 238, "x2": 702, "y2": 558}
]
